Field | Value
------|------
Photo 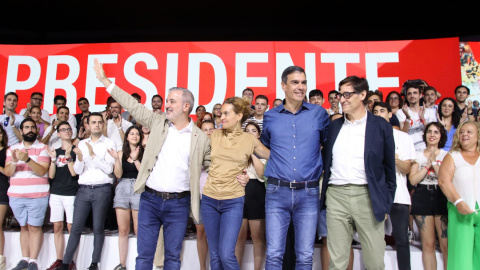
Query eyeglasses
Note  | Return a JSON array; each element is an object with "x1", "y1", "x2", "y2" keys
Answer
[
  {"x1": 335, "y1": 91, "x2": 359, "y2": 100},
  {"x1": 31, "y1": 98, "x2": 43, "y2": 102},
  {"x1": 213, "y1": 107, "x2": 221, "y2": 110},
  {"x1": 59, "y1": 128, "x2": 72, "y2": 133},
  {"x1": 3, "y1": 117, "x2": 9, "y2": 127}
]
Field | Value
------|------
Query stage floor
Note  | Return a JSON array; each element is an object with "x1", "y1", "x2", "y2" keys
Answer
[{"x1": 4, "y1": 228, "x2": 444, "y2": 270}]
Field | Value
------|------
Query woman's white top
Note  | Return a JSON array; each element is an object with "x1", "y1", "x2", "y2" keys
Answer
[
  {"x1": 246, "y1": 158, "x2": 266, "y2": 182},
  {"x1": 451, "y1": 151, "x2": 480, "y2": 210}
]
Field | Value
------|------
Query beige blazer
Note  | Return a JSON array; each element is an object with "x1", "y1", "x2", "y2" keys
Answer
[{"x1": 109, "y1": 86, "x2": 211, "y2": 223}]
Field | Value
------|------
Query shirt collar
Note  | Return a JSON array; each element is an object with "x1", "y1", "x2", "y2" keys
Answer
[
  {"x1": 344, "y1": 109, "x2": 368, "y2": 126},
  {"x1": 21, "y1": 139, "x2": 39, "y2": 149},
  {"x1": 279, "y1": 101, "x2": 310, "y2": 114},
  {"x1": 86, "y1": 134, "x2": 107, "y2": 143},
  {"x1": 169, "y1": 119, "x2": 193, "y2": 133}
]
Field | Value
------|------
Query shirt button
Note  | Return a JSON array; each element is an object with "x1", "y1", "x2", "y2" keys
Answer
[
  {"x1": 293, "y1": 135, "x2": 296, "y2": 137},
  {"x1": 293, "y1": 157, "x2": 296, "y2": 159},
  {"x1": 293, "y1": 146, "x2": 296, "y2": 148}
]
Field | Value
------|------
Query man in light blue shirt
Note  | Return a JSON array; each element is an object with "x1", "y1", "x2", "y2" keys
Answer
[{"x1": 261, "y1": 66, "x2": 329, "y2": 269}]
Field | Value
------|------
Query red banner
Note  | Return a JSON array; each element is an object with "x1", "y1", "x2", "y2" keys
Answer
[{"x1": 0, "y1": 38, "x2": 461, "y2": 115}]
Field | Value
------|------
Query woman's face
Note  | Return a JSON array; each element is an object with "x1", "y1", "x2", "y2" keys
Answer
[
  {"x1": 141, "y1": 125, "x2": 150, "y2": 135},
  {"x1": 30, "y1": 107, "x2": 42, "y2": 121},
  {"x1": 245, "y1": 124, "x2": 260, "y2": 139},
  {"x1": 459, "y1": 123, "x2": 478, "y2": 149},
  {"x1": 196, "y1": 106, "x2": 206, "y2": 118},
  {"x1": 425, "y1": 125, "x2": 441, "y2": 146},
  {"x1": 202, "y1": 114, "x2": 212, "y2": 122},
  {"x1": 367, "y1": 94, "x2": 381, "y2": 111},
  {"x1": 441, "y1": 100, "x2": 455, "y2": 117},
  {"x1": 388, "y1": 93, "x2": 400, "y2": 108},
  {"x1": 127, "y1": 128, "x2": 141, "y2": 145},
  {"x1": 220, "y1": 104, "x2": 242, "y2": 130},
  {"x1": 201, "y1": 122, "x2": 215, "y2": 137},
  {"x1": 83, "y1": 117, "x2": 89, "y2": 129}
]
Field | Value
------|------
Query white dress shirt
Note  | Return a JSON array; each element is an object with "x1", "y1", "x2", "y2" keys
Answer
[
  {"x1": 393, "y1": 128, "x2": 417, "y2": 205},
  {"x1": 329, "y1": 112, "x2": 368, "y2": 185},
  {"x1": 107, "y1": 118, "x2": 133, "y2": 151},
  {"x1": 145, "y1": 120, "x2": 193, "y2": 193},
  {"x1": 73, "y1": 135, "x2": 116, "y2": 185}
]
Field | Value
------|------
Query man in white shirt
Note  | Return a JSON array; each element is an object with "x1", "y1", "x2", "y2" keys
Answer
[
  {"x1": 49, "y1": 95, "x2": 77, "y2": 131},
  {"x1": 0, "y1": 92, "x2": 24, "y2": 146},
  {"x1": 320, "y1": 76, "x2": 396, "y2": 270},
  {"x1": 422, "y1": 86, "x2": 439, "y2": 124},
  {"x1": 327, "y1": 90, "x2": 342, "y2": 115},
  {"x1": 42, "y1": 106, "x2": 77, "y2": 147},
  {"x1": 105, "y1": 100, "x2": 132, "y2": 151},
  {"x1": 19, "y1": 92, "x2": 50, "y2": 122},
  {"x1": 92, "y1": 59, "x2": 214, "y2": 270},
  {"x1": 59, "y1": 112, "x2": 116, "y2": 270},
  {"x1": 396, "y1": 82, "x2": 427, "y2": 151},
  {"x1": 373, "y1": 101, "x2": 416, "y2": 270}
]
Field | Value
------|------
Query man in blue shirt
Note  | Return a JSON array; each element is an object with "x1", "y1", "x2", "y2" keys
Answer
[{"x1": 261, "y1": 66, "x2": 329, "y2": 269}]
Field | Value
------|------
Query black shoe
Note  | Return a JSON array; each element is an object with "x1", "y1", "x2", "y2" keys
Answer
[{"x1": 88, "y1": 263, "x2": 99, "y2": 270}]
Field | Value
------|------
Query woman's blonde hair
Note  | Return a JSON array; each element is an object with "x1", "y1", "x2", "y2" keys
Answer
[
  {"x1": 223, "y1": 97, "x2": 251, "y2": 124},
  {"x1": 450, "y1": 121, "x2": 480, "y2": 153}
]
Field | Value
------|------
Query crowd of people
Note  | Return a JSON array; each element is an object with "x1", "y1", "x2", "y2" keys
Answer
[{"x1": 0, "y1": 60, "x2": 479, "y2": 270}]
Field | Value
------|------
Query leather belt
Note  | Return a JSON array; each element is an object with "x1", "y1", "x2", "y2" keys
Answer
[
  {"x1": 145, "y1": 186, "x2": 190, "y2": 199},
  {"x1": 267, "y1": 178, "x2": 319, "y2": 189},
  {"x1": 79, "y1": 183, "x2": 112, "y2": 189}
]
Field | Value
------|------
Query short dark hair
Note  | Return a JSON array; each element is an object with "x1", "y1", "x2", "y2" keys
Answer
[
  {"x1": 423, "y1": 86, "x2": 437, "y2": 95},
  {"x1": 57, "y1": 106, "x2": 69, "y2": 114},
  {"x1": 454, "y1": 85, "x2": 470, "y2": 95},
  {"x1": 423, "y1": 122, "x2": 447, "y2": 149},
  {"x1": 57, "y1": 121, "x2": 71, "y2": 130},
  {"x1": 255, "y1": 94, "x2": 269, "y2": 104},
  {"x1": 242, "y1": 88, "x2": 254, "y2": 96},
  {"x1": 30, "y1": 92, "x2": 43, "y2": 98},
  {"x1": 328, "y1": 90, "x2": 338, "y2": 97},
  {"x1": 77, "y1": 97, "x2": 89, "y2": 105},
  {"x1": 401, "y1": 79, "x2": 428, "y2": 95},
  {"x1": 132, "y1": 93, "x2": 141, "y2": 101},
  {"x1": 309, "y1": 89, "x2": 324, "y2": 99},
  {"x1": 20, "y1": 118, "x2": 37, "y2": 130},
  {"x1": 54, "y1": 95, "x2": 67, "y2": 104},
  {"x1": 386, "y1": 90, "x2": 404, "y2": 108},
  {"x1": 338, "y1": 76, "x2": 369, "y2": 105},
  {"x1": 281, "y1": 66, "x2": 305, "y2": 84},
  {"x1": 4, "y1": 92, "x2": 18, "y2": 101},
  {"x1": 87, "y1": 112, "x2": 104, "y2": 124},
  {"x1": 372, "y1": 101, "x2": 392, "y2": 113},
  {"x1": 152, "y1": 94, "x2": 163, "y2": 103}
]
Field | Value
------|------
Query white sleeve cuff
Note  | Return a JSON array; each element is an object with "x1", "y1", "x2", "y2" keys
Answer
[{"x1": 106, "y1": 82, "x2": 116, "y2": 93}]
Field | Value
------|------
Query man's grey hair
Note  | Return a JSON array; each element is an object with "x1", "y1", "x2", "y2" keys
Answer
[{"x1": 168, "y1": 87, "x2": 195, "y2": 114}]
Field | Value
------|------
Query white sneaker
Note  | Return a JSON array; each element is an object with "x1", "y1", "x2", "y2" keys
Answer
[
  {"x1": 0, "y1": 255, "x2": 6, "y2": 270},
  {"x1": 408, "y1": 230, "x2": 415, "y2": 244}
]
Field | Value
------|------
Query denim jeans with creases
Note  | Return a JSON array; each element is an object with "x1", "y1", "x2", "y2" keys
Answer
[
  {"x1": 201, "y1": 194, "x2": 244, "y2": 270},
  {"x1": 265, "y1": 183, "x2": 319, "y2": 270},
  {"x1": 135, "y1": 191, "x2": 190, "y2": 270}
]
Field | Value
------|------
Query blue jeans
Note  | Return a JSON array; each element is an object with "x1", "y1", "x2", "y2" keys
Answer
[
  {"x1": 135, "y1": 190, "x2": 190, "y2": 270},
  {"x1": 201, "y1": 195, "x2": 244, "y2": 270},
  {"x1": 265, "y1": 183, "x2": 319, "y2": 270}
]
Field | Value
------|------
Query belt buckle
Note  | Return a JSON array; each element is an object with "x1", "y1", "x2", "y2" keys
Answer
[
  {"x1": 290, "y1": 181, "x2": 296, "y2": 189},
  {"x1": 161, "y1": 192, "x2": 169, "y2": 199},
  {"x1": 88, "y1": 184, "x2": 95, "y2": 189}
]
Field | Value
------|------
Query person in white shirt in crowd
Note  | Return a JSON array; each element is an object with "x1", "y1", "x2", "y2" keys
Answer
[
  {"x1": 327, "y1": 90, "x2": 342, "y2": 115},
  {"x1": 42, "y1": 106, "x2": 77, "y2": 148},
  {"x1": 396, "y1": 81, "x2": 429, "y2": 150},
  {"x1": 373, "y1": 101, "x2": 416, "y2": 270},
  {"x1": 58, "y1": 112, "x2": 117, "y2": 270},
  {"x1": 454, "y1": 85, "x2": 475, "y2": 120},
  {"x1": 19, "y1": 92, "x2": 50, "y2": 122},
  {"x1": 44, "y1": 121, "x2": 79, "y2": 270},
  {"x1": 105, "y1": 99, "x2": 132, "y2": 152},
  {"x1": 4, "y1": 118, "x2": 50, "y2": 270},
  {"x1": 0, "y1": 92, "x2": 24, "y2": 146},
  {"x1": 49, "y1": 95, "x2": 77, "y2": 131}
]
